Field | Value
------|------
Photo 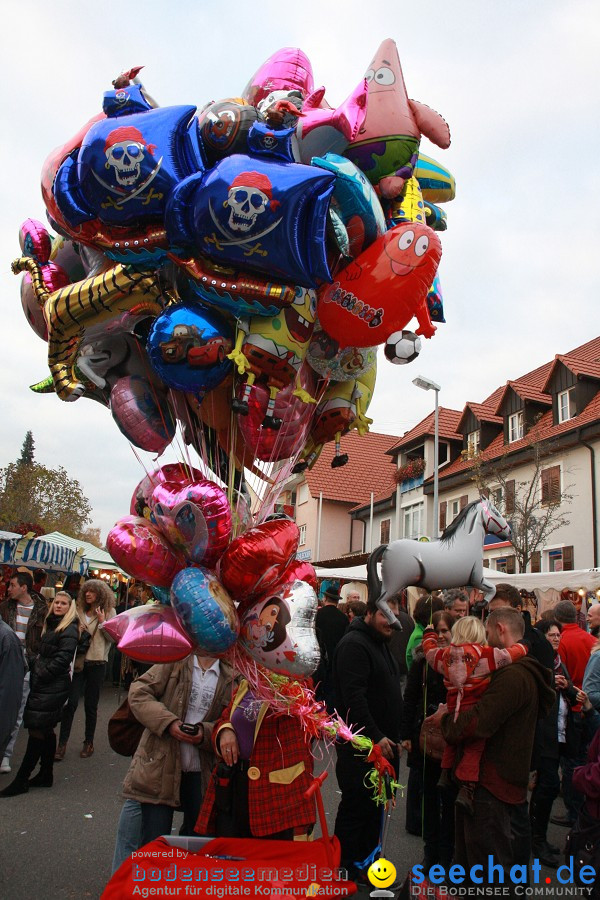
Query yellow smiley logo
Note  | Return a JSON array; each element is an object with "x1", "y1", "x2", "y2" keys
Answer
[{"x1": 367, "y1": 858, "x2": 397, "y2": 889}]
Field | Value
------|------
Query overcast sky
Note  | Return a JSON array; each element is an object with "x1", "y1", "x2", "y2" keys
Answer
[{"x1": 1, "y1": 0, "x2": 599, "y2": 540}]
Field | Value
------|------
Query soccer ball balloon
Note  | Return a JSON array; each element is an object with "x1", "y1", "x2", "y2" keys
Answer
[{"x1": 384, "y1": 330, "x2": 422, "y2": 365}]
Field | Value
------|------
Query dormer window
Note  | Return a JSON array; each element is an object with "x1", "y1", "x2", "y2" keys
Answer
[
  {"x1": 508, "y1": 411, "x2": 524, "y2": 443},
  {"x1": 467, "y1": 429, "x2": 481, "y2": 454},
  {"x1": 558, "y1": 388, "x2": 576, "y2": 423}
]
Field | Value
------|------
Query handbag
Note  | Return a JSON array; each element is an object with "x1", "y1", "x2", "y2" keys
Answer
[
  {"x1": 107, "y1": 696, "x2": 144, "y2": 756},
  {"x1": 73, "y1": 620, "x2": 98, "y2": 673},
  {"x1": 419, "y1": 703, "x2": 448, "y2": 761},
  {"x1": 565, "y1": 807, "x2": 600, "y2": 885}
]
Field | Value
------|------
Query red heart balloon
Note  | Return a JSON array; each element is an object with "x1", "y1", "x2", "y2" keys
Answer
[
  {"x1": 277, "y1": 558, "x2": 318, "y2": 591},
  {"x1": 219, "y1": 519, "x2": 300, "y2": 602}
]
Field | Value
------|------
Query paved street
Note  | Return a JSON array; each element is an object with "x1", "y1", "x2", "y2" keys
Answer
[{"x1": 0, "y1": 684, "x2": 561, "y2": 899}]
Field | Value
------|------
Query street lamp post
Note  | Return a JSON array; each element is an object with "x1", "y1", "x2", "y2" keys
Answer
[{"x1": 413, "y1": 376, "x2": 441, "y2": 540}]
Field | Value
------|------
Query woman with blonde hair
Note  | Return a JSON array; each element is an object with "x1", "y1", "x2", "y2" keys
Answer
[
  {"x1": 56, "y1": 578, "x2": 116, "y2": 760},
  {"x1": 422, "y1": 611, "x2": 528, "y2": 816},
  {"x1": 0, "y1": 592, "x2": 79, "y2": 796}
]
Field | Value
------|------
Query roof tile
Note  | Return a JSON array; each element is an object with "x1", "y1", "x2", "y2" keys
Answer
[{"x1": 304, "y1": 431, "x2": 399, "y2": 504}]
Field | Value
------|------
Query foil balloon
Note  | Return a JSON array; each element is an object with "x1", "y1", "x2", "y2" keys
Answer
[
  {"x1": 242, "y1": 47, "x2": 315, "y2": 107},
  {"x1": 278, "y1": 559, "x2": 318, "y2": 592},
  {"x1": 345, "y1": 38, "x2": 451, "y2": 199},
  {"x1": 101, "y1": 602, "x2": 194, "y2": 663},
  {"x1": 106, "y1": 516, "x2": 185, "y2": 587},
  {"x1": 239, "y1": 579, "x2": 320, "y2": 677},
  {"x1": 147, "y1": 302, "x2": 233, "y2": 394},
  {"x1": 152, "y1": 586, "x2": 171, "y2": 604},
  {"x1": 306, "y1": 325, "x2": 376, "y2": 382},
  {"x1": 110, "y1": 376, "x2": 176, "y2": 453},
  {"x1": 171, "y1": 567, "x2": 239, "y2": 654},
  {"x1": 317, "y1": 222, "x2": 442, "y2": 348},
  {"x1": 130, "y1": 463, "x2": 204, "y2": 517},
  {"x1": 151, "y1": 479, "x2": 232, "y2": 568},
  {"x1": 165, "y1": 150, "x2": 335, "y2": 288},
  {"x1": 219, "y1": 519, "x2": 300, "y2": 602},
  {"x1": 197, "y1": 99, "x2": 259, "y2": 167},
  {"x1": 236, "y1": 364, "x2": 317, "y2": 462}
]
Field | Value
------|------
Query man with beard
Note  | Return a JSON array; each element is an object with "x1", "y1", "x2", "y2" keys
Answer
[{"x1": 333, "y1": 596, "x2": 402, "y2": 882}]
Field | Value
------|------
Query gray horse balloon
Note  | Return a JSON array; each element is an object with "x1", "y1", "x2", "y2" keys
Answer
[{"x1": 368, "y1": 498, "x2": 512, "y2": 628}]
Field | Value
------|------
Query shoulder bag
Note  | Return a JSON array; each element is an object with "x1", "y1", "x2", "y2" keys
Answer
[{"x1": 107, "y1": 696, "x2": 145, "y2": 756}]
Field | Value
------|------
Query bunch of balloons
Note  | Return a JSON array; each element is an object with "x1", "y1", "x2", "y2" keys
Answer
[
  {"x1": 13, "y1": 39, "x2": 454, "y2": 480},
  {"x1": 104, "y1": 462, "x2": 321, "y2": 678}
]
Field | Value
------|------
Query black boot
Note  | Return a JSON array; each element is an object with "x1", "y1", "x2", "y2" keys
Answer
[
  {"x1": 29, "y1": 732, "x2": 55, "y2": 788},
  {"x1": 0, "y1": 735, "x2": 43, "y2": 797}
]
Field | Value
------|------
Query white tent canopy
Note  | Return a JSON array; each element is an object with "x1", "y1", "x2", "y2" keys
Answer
[
  {"x1": 41, "y1": 532, "x2": 125, "y2": 574},
  {"x1": 315, "y1": 563, "x2": 600, "y2": 594}
]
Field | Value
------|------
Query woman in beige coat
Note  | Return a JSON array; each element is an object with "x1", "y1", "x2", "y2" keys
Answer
[
  {"x1": 122, "y1": 652, "x2": 237, "y2": 848},
  {"x1": 56, "y1": 578, "x2": 116, "y2": 760}
]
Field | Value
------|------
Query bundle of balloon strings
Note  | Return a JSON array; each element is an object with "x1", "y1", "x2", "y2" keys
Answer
[{"x1": 227, "y1": 643, "x2": 403, "y2": 805}]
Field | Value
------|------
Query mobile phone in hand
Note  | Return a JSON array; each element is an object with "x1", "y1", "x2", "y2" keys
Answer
[{"x1": 180, "y1": 722, "x2": 200, "y2": 736}]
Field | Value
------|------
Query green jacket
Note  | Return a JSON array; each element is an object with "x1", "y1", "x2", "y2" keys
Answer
[{"x1": 405, "y1": 622, "x2": 425, "y2": 671}]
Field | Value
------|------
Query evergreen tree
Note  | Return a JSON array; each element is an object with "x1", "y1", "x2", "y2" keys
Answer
[{"x1": 18, "y1": 431, "x2": 35, "y2": 466}]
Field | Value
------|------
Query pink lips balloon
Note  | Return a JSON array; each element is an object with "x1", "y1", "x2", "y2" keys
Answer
[
  {"x1": 239, "y1": 579, "x2": 320, "y2": 677},
  {"x1": 151, "y1": 479, "x2": 232, "y2": 569},
  {"x1": 106, "y1": 516, "x2": 186, "y2": 587},
  {"x1": 101, "y1": 602, "x2": 194, "y2": 663}
]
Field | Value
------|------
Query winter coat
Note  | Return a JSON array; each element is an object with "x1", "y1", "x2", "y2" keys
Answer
[
  {"x1": 400, "y1": 646, "x2": 447, "y2": 768},
  {"x1": 583, "y1": 649, "x2": 600, "y2": 712},
  {"x1": 442, "y1": 656, "x2": 555, "y2": 803},
  {"x1": 23, "y1": 615, "x2": 79, "y2": 731},
  {"x1": 0, "y1": 594, "x2": 48, "y2": 664},
  {"x1": 572, "y1": 709, "x2": 600, "y2": 819},
  {"x1": 123, "y1": 657, "x2": 237, "y2": 808},
  {"x1": 0, "y1": 621, "x2": 27, "y2": 756},
  {"x1": 196, "y1": 680, "x2": 316, "y2": 838},
  {"x1": 333, "y1": 616, "x2": 403, "y2": 745},
  {"x1": 78, "y1": 607, "x2": 116, "y2": 663},
  {"x1": 533, "y1": 658, "x2": 579, "y2": 764}
]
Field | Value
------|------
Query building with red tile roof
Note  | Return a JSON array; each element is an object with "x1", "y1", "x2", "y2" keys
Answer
[{"x1": 351, "y1": 336, "x2": 600, "y2": 574}]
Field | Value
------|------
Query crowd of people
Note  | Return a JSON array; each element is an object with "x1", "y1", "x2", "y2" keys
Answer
[{"x1": 3, "y1": 567, "x2": 600, "y2": 894}]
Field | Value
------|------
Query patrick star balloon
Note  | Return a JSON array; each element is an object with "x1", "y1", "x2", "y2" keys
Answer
[{"x1": 346, "y1": 38, "x2": 451, "y2": 199}]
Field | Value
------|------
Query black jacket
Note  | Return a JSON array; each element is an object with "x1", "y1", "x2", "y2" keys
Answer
[
  {"x1": 400, "y1": 647, "x2": 447, "y2": 767},
  {"x1": 523, "y1": 611, "x2": 555, "y2": 671},
  {"x1": 533, "y1": 658, "x2": 579, "y2": 764},
  {"x1": 333, "y1": 616, "x2": 402, "y2": 745},
  {"x1": 388, "y1": 610, "x2": 415, "y2": 677},
  {"x1": 24, "y1": 615, "x2": 79, "y2": 731},
  {"x1": 0, "y1": 621, "x2": 27, "y2": 756}
]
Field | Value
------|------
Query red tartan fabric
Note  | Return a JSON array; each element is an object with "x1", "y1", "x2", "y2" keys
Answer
[{"x1": 196, "y1": 687, "x2": 316, "y2": 838}]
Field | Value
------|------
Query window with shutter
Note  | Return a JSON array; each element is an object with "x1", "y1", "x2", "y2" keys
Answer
[
  {"x1": 439, "y1": 501, "x2": 447, "y2": 532},
  {"x1": 505, "y1": 480, "x2": 515, "y2": 515},
  {"x1": 506, "y1": 555, "x2": 516, "y2": 574},
  {"x1": 541, "y1": 466, "x2": 561, "y2": 504},
  {"x1": 530, "y1": 551, "x2": 541, "y2": 573},
  {"x1": 460, "y1": 495, "x2": 469, "y2": 510},
  {"x1": 380, "y1": 518, "x2": 391, "y2": 544},
  {"x1": 563, "y1": 545, "x2": 574, "y2": 571}
]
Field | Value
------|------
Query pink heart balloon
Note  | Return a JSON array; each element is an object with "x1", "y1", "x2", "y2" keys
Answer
[
  {"x1": 239, "y1": 579, "x2": 320, "y2": 677},
  {"x1": 130, "y1": 463, "x2": 204, "y2": 517},
  {"x1": 106, "y1": 516, "x2": 186, "y2": 587},
  {"x1": 102, "y1": 602, "x2": 194, "y2": 663},
  {"x1": 151, "y1": 479, "x2": 232, "y2": 568}
]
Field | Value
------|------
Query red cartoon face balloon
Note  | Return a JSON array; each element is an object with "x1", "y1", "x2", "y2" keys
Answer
[
  {"x1": 219, "y1": 519, "x2": 300, "y2": 603},
  {"x1": 106, "y1": 516, "x2": 186, "y2": 587},
  {"x1": 239, "y1": 579, "x2": 320, "y2": 677},
  {"x1": 101, "y1": 602, "x2": 194, "y2": 663},
  {"x1": 130, "y1": 463, "x2": 204, "y2": 517},
  {"x1": 317, "y1": 222, "x2": 442, "y2": 348},
  {"x1": 151, "y1": 478, "x2": 232, "y2": 568}
]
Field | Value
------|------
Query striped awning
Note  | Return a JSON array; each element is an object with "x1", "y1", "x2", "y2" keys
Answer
[{"x1": 0, "y1": 532, "x2": 89, "y2": 575}]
